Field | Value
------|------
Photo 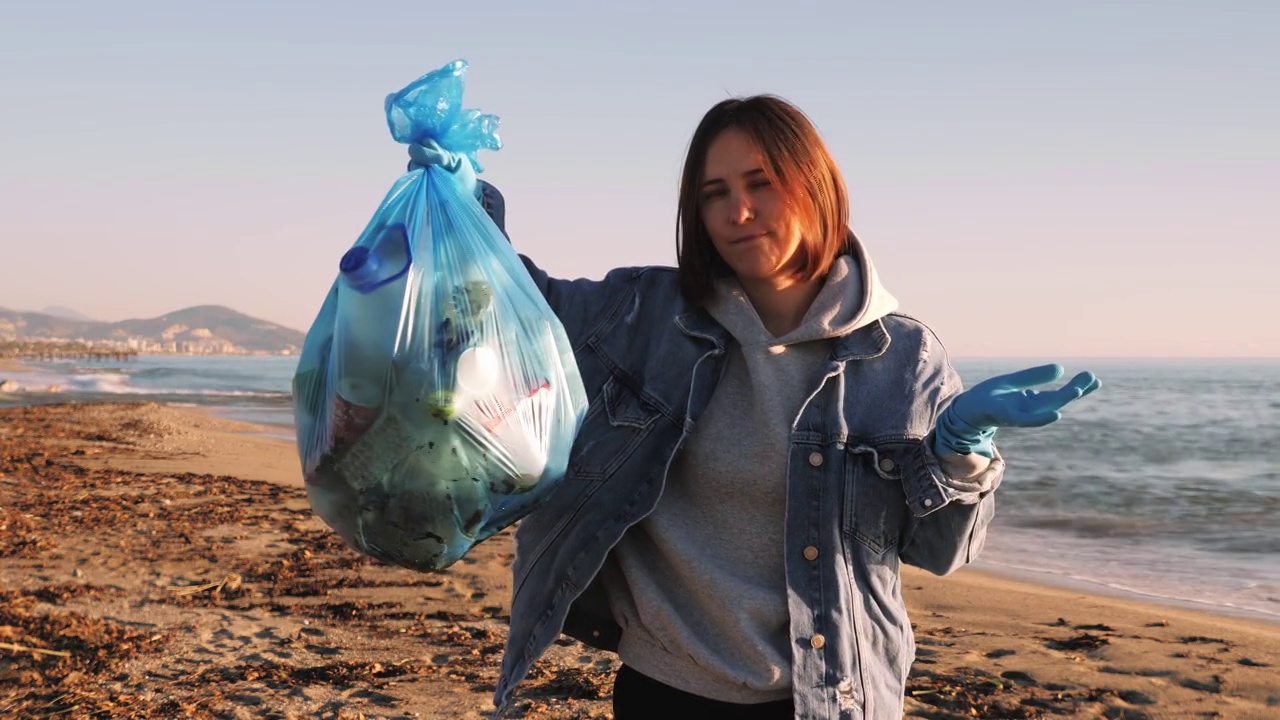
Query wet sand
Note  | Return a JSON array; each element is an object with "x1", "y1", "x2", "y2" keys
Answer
[{"x1": 1, "y1": 402, "x2": 1276, "y2": 719}]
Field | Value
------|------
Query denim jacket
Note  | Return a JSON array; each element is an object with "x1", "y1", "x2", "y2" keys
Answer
[{"x1": 477, "y1": 182, "x2": 1005, "y2": 719}]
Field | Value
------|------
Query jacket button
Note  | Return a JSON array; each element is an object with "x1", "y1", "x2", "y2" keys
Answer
[
  {"x1": 878, "y1": 457, "x2": 895, "y2": 472},
  {"x1": 808, "y1": 452, "x2": 823, "y2": 467},
  {"x1": 803, "y1": 546, "x2": 819, "y2": 561},
  {"x1": 810, "y1": 634, "x2": 826, "y2": 649}
]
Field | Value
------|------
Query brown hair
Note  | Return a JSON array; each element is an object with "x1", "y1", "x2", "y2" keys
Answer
[{"x1": 676, "y1": 95, "x2": 850, "y2": 306}]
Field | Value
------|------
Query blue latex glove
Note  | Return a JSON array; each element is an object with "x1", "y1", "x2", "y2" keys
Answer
[
  {"x1": 407, "y1": 140, "x2": 479, "y2": 198},
  {"x1": 934, "y1": 364, "x2": 1101, "y2": 458}
]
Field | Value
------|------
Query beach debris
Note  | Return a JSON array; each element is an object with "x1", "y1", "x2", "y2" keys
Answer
[
  {"x1": 0, "y1": 641, "x2": 71, "y2": 658},
  {"x1": 906, "y1": 667, "x2": 1045, "y2": 718},
  {"x1": 170, "y1": 573, "x2": 243, "y2": 596},
  {"x1": 1046, "y1": 632, "x2": 1110, "y2": 651},
  {"x1": 1179, "y1": 635, "x2": 1231, "y2": 645},
  {"x1": 0, "y1": 589, "x2": 173, "y2": 717}
]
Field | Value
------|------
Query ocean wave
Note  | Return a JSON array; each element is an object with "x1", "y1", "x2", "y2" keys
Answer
[{"x1": 2, "y1": 374, "x2": 291, "y2": 400}]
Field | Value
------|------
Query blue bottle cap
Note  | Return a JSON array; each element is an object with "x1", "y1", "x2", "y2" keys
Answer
[
  {"x1": 339, "y1": 246, "x2": 382, "y2": 293},
  {"x1": 339, "y1": 224, "x2": 411, "y2": 294}
]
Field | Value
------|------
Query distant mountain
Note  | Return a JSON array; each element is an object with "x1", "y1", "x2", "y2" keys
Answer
[
  {"x1": 0, "y1": 305, "x2": 304, "y2": 354},
  {"x1": 40, "y1": 305, "x2": 96, "y2": 322}
]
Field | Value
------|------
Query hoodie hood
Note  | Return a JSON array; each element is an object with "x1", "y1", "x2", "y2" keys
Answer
[{"x1": 706, "y1": 233, "x2": 899, "y2": 349}]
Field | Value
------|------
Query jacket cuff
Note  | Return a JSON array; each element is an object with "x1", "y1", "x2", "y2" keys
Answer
[{"x1": 902, "y1": 436, "x2": 1005, "y2": 517}]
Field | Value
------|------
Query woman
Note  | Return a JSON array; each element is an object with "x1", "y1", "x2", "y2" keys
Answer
[{"x1": 409, "y1": 95, "x2": 1099, "y2": 719}]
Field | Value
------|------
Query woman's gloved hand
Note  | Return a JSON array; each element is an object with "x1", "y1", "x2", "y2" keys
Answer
[
  {"x1": 934, "y1": 363, "x2": 1101, "y2": 458},
  {"x1": 408, "y1": 140, "x2": 479, "y2": 198}
]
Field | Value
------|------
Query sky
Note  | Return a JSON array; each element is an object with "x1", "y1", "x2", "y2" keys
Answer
[{"x1": 1, "y1": 1, "x2": 1277, "y2": 358}]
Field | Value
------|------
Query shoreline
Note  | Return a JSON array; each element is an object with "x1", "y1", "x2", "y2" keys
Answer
[
  {"x1": 3, "y1": 401, "x2": 1278, "y2": 718},
  {"x1": 909, "y1": 561, "x2": 1280, "y2": 627},
  {"x1": 966, "y1": 562, "x2": 1280, "y2": 627},
  {"x1": 973, "y1": 556, "x2": 1280, "y2": 627}
]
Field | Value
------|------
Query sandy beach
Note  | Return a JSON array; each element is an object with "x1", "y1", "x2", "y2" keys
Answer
[{"x1": 1, "y1": 402, "x2": 1276, "y2": 719}]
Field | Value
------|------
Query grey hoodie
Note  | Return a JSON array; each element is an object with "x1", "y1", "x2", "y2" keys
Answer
[{"x1": 600, "y1": 253, "x2": 900, "y2": 703}]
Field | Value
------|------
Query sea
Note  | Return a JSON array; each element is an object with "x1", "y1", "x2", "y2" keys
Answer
[{"x1": 2, "y1": 354, "x2": 1277, "y2": 622}]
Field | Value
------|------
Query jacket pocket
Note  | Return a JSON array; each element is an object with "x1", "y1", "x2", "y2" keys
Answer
[
  {"x1": 842, "y1": 443, "x2": 910, "y2": 555},
  {"x1": 567, "y1": 374, "x2": 663, "y2": 482}
]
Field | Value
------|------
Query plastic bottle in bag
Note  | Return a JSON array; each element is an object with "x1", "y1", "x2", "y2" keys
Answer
[{"x1": 331, "y1": 223, "x2": 411, "y2": 449}]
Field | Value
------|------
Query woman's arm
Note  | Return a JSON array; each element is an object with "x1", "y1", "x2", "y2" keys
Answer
[
  {"x1": 898, "y1": 356, "x2": 1099, "y2": 575},
  {"x1": 477, "y1": 179, "x2": 636, "y2": 349},
  {"x1": 896, "y1": 357, "x2": 1005, "y2": 576}
]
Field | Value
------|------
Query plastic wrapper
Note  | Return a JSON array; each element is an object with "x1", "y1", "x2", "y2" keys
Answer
[{"x1": 291, "y1": 60, "x2": 588, "y2": 572}]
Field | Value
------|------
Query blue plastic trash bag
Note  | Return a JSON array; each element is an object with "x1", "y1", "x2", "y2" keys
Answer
[{"x1": 291, "y1": 60, "x2": 588, "y2": 572}]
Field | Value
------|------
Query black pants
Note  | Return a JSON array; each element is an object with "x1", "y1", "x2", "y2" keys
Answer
[{"x1": 612, "y1": 664, "x2": 795, "y2": 719}]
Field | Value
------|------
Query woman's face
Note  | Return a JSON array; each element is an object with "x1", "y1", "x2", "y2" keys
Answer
[{"x1": 698, "y1": 127, "x2": 803, "y2": 287}]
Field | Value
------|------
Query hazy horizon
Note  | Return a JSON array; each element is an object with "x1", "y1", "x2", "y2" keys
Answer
[
  {"x1": 6, "y1": 302, "x2": 1280, "y2": 363},
  {"x1": 3, "y1": 2, "x2": 1277, "y2": 358}
]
